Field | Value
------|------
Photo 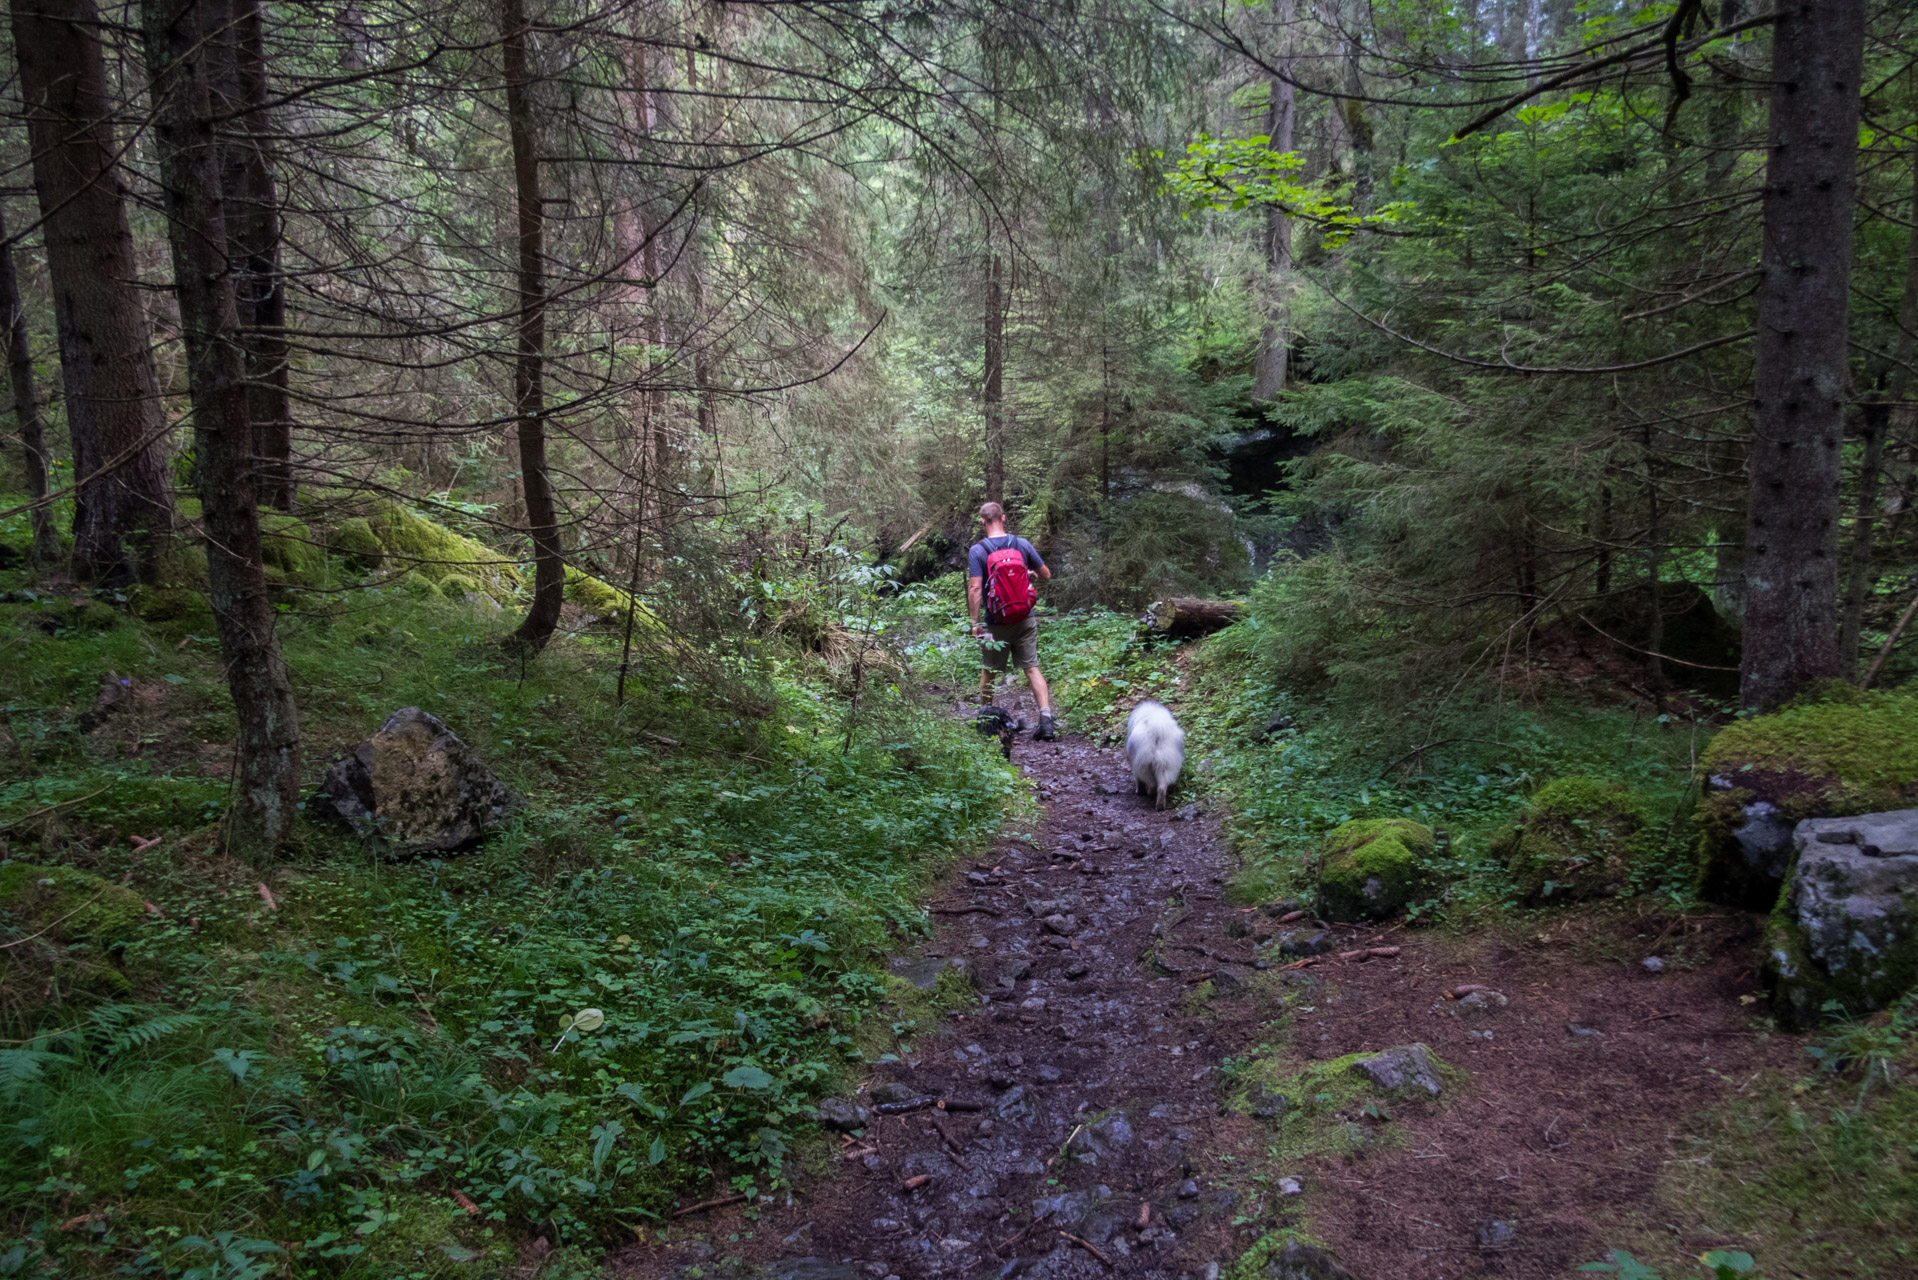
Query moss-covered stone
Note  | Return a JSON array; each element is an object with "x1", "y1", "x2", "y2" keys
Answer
[
  {"x1": 1697, "y1": 689, "x2": 1918, "y2": 905},
  {"x1": 0, "y1": 862, "x2": 146, "y2": 997},
  {"x1": 365, "y1": 502, "x2": 521, "y2": 603},
  {"x1": 259, "y1": 513, "x2": 326, "y2": 583},
  {"x1": 563, "y1": 566, "x2": 629, "y2": 623},
  {"x1": 1760, "y1": 810, "x2": 1918, "y2": 1029},
  {"x1": 1490, "y1": 776, "x2": 1648, "y2": 905},
  {"x1": 1316, "y1": 818, "x2": 1439, "y2": 921},
  {"x1": 327, "y1": 517, "x2": 385, "y2": 572},
  {"x1": 0, "y1": 863, "x2": 143, "y2": 946}
]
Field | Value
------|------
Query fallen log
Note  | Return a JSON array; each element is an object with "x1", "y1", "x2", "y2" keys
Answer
[{"x1": 1146, "y1": 598, "x2": 1244, "y2": 638}]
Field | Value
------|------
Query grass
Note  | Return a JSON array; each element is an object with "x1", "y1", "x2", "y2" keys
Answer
[{"x1": 0, "y1": 546, "x2": 1016, "y2": 1277}]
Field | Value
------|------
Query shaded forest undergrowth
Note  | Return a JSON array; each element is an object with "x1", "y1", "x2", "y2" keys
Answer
[{"x1": 2, "y1": 528, "x2": 1915, "y2": 1279}]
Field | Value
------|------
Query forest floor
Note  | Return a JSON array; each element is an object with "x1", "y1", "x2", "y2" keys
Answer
[{"x1": 608, "y1": 698, "x2": 1796, "y2": 1280}]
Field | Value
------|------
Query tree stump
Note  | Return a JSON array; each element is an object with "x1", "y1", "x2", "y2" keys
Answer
[{"x1": 1146, "y1": 598, "x2": 1244, "y2": 637}]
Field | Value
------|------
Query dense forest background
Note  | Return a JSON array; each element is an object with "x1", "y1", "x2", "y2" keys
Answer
[{"x1": 3, "y1": 0, "x2": 1918, "y2": 1275}]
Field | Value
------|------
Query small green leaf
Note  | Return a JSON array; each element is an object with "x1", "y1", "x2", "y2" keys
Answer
[{"x1": 722, "y1": 1065, "x2": 777, "y2": 1090}]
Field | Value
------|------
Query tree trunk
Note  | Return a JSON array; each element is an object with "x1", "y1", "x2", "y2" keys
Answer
[
  {"x1": 503, "y1": 0, "x2": 564, "y2": 652},
  {"x1": 14, "y1": 0, "x2": 175, "y2": 585},
  {"x1": 0, "y1": 208, "x2": 61, "y2": 568},
  {"x1": 1252, "y1": 0, "x2": 1296, "y2": 402},
  {"x1": 983, "y1": 250, "x2": 1005, "y2": 504},
  {"x1": 1739, "y1": 0, "x2": 1866, "y2": 711},
  {"x1": 1147, "y1": 598, "x2": 1244, "y2": 637},
  {"x1": 144, "y1": 0, "x2": 301, "y2": 853},
  {"x1": 227, "y1": 0, "x2": 294, "y2": 510}
]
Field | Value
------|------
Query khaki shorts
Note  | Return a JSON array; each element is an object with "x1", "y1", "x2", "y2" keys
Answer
[{"x1": 980, "y1": 614, "x2": 1040, "y2": 673}]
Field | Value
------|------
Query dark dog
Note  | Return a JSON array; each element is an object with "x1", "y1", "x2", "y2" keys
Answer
[{"x1": 973, "y1": 705, "x2": 1026, "y2": 760}]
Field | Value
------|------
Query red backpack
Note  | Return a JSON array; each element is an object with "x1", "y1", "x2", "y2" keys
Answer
[{"x1": 982, "y1": 537, "x2": 1036, "y2": 625}]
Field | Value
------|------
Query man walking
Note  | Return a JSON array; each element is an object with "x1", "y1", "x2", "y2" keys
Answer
[{"x1": 967, "y1": 501, "x2": 1056, "y2": 741}]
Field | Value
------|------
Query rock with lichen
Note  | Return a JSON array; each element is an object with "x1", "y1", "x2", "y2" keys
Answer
[{"x1": 1764, "y1": 809, "x2": 1918, "y2": 1028}]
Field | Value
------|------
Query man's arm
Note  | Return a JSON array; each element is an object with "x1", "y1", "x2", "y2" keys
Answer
[{"x1": 967, "y1": 575, "x2": 984, "y2": 635}]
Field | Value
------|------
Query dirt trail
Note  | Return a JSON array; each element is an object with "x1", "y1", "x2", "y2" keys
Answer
[{"x1": 612, "y1": 719, "x2": 1793, "y2": 1280}]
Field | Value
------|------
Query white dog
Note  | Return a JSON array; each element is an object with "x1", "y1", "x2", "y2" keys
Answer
[{"x1": 1125, "y1": 700, "x2": 1185, "y2": 810}]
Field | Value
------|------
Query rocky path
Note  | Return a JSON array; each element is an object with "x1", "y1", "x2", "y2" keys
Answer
[
  {"x1": 614, "y1": 722, "x2": 1292, "y2": 1280},
  {"x1": 613, "y1": 718, "x2": 1792, "y2": 1280}
]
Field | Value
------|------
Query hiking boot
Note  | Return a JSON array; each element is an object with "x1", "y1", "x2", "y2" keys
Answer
[{"x1": 1036, "y1": 711, "x2": 1057, "y2": 741}]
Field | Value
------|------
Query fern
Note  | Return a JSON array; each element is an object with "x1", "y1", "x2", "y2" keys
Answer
[
  {"x1": 0, "y1": 1047, "x2": 67, "y2": 1102},
  {"x1": 84, "y1": 1002, "x2": 206, "y2": 1054}
]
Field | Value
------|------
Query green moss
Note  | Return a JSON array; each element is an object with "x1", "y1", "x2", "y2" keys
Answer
[
  {"x1": 1229, "y1": 1043, "x2": 1455, "y2": 1165},
  {"x1": 327, "y1": 517, "x2": 385, "y2": 572},
  {"x1": 1700, "y1": 689, "x2": 1918, "y2": 813},
  {"x1": 129, "y1": 585, "x2": 210, "y2": 628},
  {"x1": 1697, "y1": 689, "x2": 1918, "y2": 904},
  {"x1": 258, "y1": 513, "x2": 326, "y2": 583},
  {"x1": 1316, "y1": 818, "x2": 1439, "y2": 921},
  {"x1": 0, "y1": 862, "x2": 147, "y2": 998},
  {"x1": 438, "y1": 572, "x2": 491, "y2": 602},
  {"x1": 366, "y1": 501, "x2": 522, "y2": 602},
  {"x1": 1490, "y1": 776, "x2": 1647, "y2": 905},
  {"x1": 0, "y1": 863, "x2": 144, "y2": 947}
]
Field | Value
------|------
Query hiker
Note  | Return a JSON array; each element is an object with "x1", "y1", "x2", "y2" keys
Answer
[{"x1": 967, "y1": 501, "x2": 1056, "y2": 741}]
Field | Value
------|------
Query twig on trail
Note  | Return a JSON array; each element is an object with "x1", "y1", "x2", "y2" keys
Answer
[
  {"x1": 938, "y1": 1099, "x2": 985, "y2": 1112},
  {"x1": 930, "y1": 1115, "x2": 970, "y2": 1168},
  {"x1": 1137, "y1": 1202, "x2": 1151, "y2": 1228},
  {"x1": 672, "y1": 1192, "x2": 746, "y2": 1217},
  {"x1": 994, "y1": 1209, "x2": 1051, "y2": 1252},
  {"x1": 1274, "y1": 909, "x2": 1307, "y2": 924},
  {"x1": 931, "y1": 905, "x2": 1002, "y2": 917},
  {"x1": 875, "y1": 1096, "x2": 935, "y2": 1114},
  {"x1": 839, "y1": 1145, "x2": 876, "y2": 1161},
  {"x1": 1444, "y1": 984, "x2": 1496, "y2": 1001},
  {"x1": 1277, "y1": 955, "x2": 1324, "y2": 971},
  {"x1": 1060, "y1": 1231, "x2": 1114, "y2": 1267},
  {"x1": 1638, "y1": 1011, "x2": 1684, "y2": 1025},
  {"x1": 901, "y1": 1174, "x2": 931, "y2": 1191},
  {"x1": 1182, "y1": 970, "x2": 1215, "y2": 985},
  {"x1": 1338, "y1": 946, "x2": 1401, "y2": 961}
]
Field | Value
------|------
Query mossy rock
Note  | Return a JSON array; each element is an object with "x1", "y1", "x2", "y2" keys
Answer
[
  {"x1": 1489, "y1": 776, "x2": 1648, "y2": 906},
  {"x1": 130, "y1": 584, "x2": 213, "y2": 629},
  {"x1": 259, "y1": 513, "x2": 326, "y2": 583},
  {"x1": 1316, "y1": 818, "x2": 1439, "y2": 922},
  {"x1": 365, "y1": 502, "x2": 521, "y2": 603},
  {"x1": 1760, "y1": 810, "x2": 1918, "y2": 1029},
  {"x1": 0, "y1": 862, "x2": 146, "y2": 998},
  {"x1": 0, "y1": 863, "x2": 144, "y2": 947},
  {"x1": 327, "y1": 517, "x2": 385, "y2": 572},
  {"x1": 438, "y1": 573, "x2": 500, "y2": 609},
  {"x1": 562, "y1": 566, "x2": 662, "y2": 633},
  {"x1": 1697, "y1": 688, "x2": 1918, "y2": 906}
]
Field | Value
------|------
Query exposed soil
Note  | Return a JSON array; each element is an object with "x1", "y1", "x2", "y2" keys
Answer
[{"x1": 610, "y1": 713, "x2": 1798, "y2": 1280}]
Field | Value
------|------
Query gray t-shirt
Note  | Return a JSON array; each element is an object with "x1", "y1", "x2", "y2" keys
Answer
[{"x1": 967, "y1": 535, "x2": 1045, "y2": 580}]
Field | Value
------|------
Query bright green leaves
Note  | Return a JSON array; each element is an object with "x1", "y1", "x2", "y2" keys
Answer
[{"x1": 1161, "y1": 133, "x2": 1411, "y2": 246}]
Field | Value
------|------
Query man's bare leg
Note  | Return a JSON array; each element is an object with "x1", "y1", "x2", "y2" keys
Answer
[
  {"x1": 1023, "y1": 665, "x2": 1051, "y2": 713},
  {"x1": 978, "y1": 668, "x2": 995, "y2": 705}
]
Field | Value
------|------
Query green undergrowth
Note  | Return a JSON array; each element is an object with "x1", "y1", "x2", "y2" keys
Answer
[{"x1": 0, "y1": 551, "x2": 1013, "y2": 1276}]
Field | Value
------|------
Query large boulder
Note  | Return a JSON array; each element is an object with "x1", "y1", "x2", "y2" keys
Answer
[
  {"x1": 1316, "y1": 818, "x2": 1440, "y2": 921},
  {"x1": 1764, "y1": 809, "x2": 1918, "y2": 1028},
  {"x1": 311, "y1": 708, "x2": 518, "y2": 852},
  {"x1": 1489, "y1": 777, "x2": 1647, "y2": 905},
  {"x1": 1697, "y1": 687, "x2": 1918, "y2": 908},
  {"x1": 0, "y1": 862, "x2": 146, "y2": 997}
]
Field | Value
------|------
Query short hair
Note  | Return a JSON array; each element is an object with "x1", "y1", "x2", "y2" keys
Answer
[{"x1": 978, "y1": 501, "x2": 1006, "y2": 524}]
